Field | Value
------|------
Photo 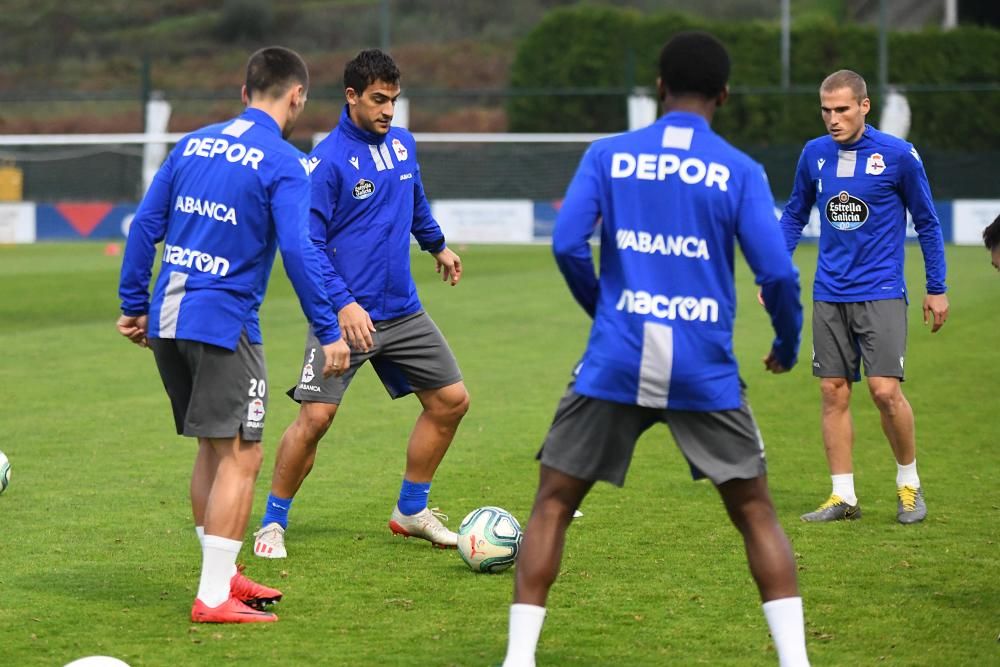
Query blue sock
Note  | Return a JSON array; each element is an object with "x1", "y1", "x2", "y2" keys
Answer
[
  {"x1": 262, "y1": 493, "x2": 294, "y2": 529},
  {"x1": 397, "y1": 479, "x2": 431, "y2": 516}
]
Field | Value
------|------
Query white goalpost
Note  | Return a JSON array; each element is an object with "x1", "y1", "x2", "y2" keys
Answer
[{"x1": 0, "y1": 131, "x2": 612, "y2": 244}]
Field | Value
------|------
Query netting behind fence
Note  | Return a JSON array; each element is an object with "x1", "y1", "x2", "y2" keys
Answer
[{"x1": 0, "y1": 132, "x2": 997, "y2": 203}]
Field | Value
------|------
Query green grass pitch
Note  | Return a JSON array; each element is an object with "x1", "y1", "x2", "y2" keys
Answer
[{"x1": 0, "y1": 242, "x2": 997, "y2": 666}]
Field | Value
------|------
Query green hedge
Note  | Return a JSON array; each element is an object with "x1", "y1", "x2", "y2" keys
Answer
[{"x1": 509, "y1": 7, "x2": 1000, "y2": 150}]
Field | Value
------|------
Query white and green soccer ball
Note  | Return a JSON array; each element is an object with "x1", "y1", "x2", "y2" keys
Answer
[
  {"x1": 64, "y1": 657, "x2": 131, "y2": 667},
  {"x1": 457, "y1": 506, "x2": 522, "y2": 573},
  {"x1": 0, "y1": 450, "x2": 9, "y2": 494}
]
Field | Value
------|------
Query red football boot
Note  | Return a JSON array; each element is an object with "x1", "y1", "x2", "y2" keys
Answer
[
  {"x1": 191, "y1": 596, "x2": 278, "y2": 623},
  {"x1": 230, "y1": 564, "x2": 283, "y2": 608}
]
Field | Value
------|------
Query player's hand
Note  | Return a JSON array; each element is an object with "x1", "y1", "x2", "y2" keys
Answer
[
  {"x1": 756, "y1": 289, "x2": 765, "y2": 307},
  {"x1": 922, "y1": 293, "x2": 949, "y2": 333},
  {"x1": 321, "y1": 338, "x2": 351, "y2": 378},
  {"x1": 338, "y1": 302, "x2": 376, "y2": 352},
  {"x1": 116, "y1": 314, "x2": 149, "y2": 348},
  {"x1": 762, "y1": 350, "x2": 789, "y2": 374},
  {"x1": 432, "y1": 247, "x2": 462, "y2": 286}
]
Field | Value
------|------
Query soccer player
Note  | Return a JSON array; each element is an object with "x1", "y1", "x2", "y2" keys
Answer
[
  {"x1": 502, "y1": 32, "x2": 810, "y2": 667},
  {"x1": 781, "y1": 70, "x2": 949, "y2": 524},
  {"x1": 253, "y1": 49, "x2": 468, "y2": 558},
  {"x1": 983, "y1": 214, "x2": 1000, "y2": 271},
  {"x1": 116, "y1": 46, "x2": 350, "y2": 623}
]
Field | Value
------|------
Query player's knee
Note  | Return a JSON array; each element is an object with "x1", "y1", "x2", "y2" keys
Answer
[
  {"x1": 235, "y1": 440, "x2": 264, "y2": 474},
  {"x1": 720, "y1": 480, "x2": 776, "y2": 530},
  {"x1": 741, "y1": 497, "x2": 777, "y2": 527},
  {"x1": 533, "y1": 488, "x2": 583, "y2": 523},
  {"x1": 868, "y1": 380, "x2": 902, "y2": 413},
  {"x1": 819, "y1": 378, "x2": 850, "y2": 407},
  {"x1": 250, "y1": 444, "x2": 264, "y2": 471},
  {"x1": 533, "y1": 494, "x2": 575, "y2": 524},
  {"x1": 298, "y1": 402, "x2": 337, "y2": 440},
  {"x1": 449, "y1": 388, "x2": 470, "y2": 420},
  {"x1": 429, "y1": 384, "x2": 470, "y2": 423}
]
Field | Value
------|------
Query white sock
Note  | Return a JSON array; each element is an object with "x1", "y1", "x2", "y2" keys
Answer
[
  {"x1": 896, "y1": 460, "x2": 920, "y2": 488},
  {"x1": 502, "y1": 603, "x2": 546, "y2": 667},
  {"x1": 831, "y1": 473, "x2": 857, "y2": 506},
  {"x1": 196, "y1": 526, "x2": 237, "y2": 577},
  {"x1": 196, "y1": 535, "x2": 241, "y2": 607},
  {"x1": 762, "y1": 597, "x2": 810, "y2": 667},
  {"x1": 196, "y1": 527, "x2": 239, "y2": 577}
]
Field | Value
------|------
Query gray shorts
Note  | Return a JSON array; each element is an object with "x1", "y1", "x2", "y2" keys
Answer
[
  {"x1": 537, "y1": 383, "x2": 767, "y2": 487},
  {"x1": 812, "y1": 299, "x2": 907, "y2": 381},
  {"x1": 150, "y1": 333, "x2": 268, "y2": 441},
  {"x1": 290, "y1": 310, "x2": 463, "y2": 404}
]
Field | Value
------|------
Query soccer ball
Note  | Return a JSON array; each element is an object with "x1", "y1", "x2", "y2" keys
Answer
[
  {"x1": 64, "y1": 658, "x2": 131, "y2": 667},
  {"x1": 457, "y1": 506, "x2": 523, "y2": 573},
  {"x1": 0, "y1": 450, "x2": 9, "y2": 495}
]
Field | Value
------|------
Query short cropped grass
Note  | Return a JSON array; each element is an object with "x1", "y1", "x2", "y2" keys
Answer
[{"x1": 1, "y1": 242, "x2": 997, "y2": 666}]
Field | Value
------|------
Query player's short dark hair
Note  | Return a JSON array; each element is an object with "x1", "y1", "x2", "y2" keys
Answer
[
  {"x1": 821, "y1": 70, "x2": 868, "y2": 102},
  {"x1": 984, "y1": 214, "x2": 1000, "y2": 250},
  {"x1": 245, "y1": 46, "x2": 309, "y2": 101},
  {"x1": 344, "y1": 49, "x2": 400, "y2": 94},
  {"x1": 658, "y1": 31, "x2": 730, "y2": 99}
]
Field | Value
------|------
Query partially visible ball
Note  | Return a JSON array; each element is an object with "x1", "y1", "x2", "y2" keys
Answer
[
  {"x1": 0, "y1": 450, "x2": 10, "y2": 495},
  {"x1": 64, "y1": 658, "x2": 131, "y2": 667},
  {"x1": 457, "y1": 506, "x2": 523, "y2": 574}
]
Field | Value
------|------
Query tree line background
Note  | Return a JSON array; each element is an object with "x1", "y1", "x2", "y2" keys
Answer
[{"x1": 2, "y1": 1, "x2": 997, "y2": 198}]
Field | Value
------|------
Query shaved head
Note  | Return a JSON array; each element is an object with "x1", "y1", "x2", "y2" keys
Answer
[{"x1": 820, "y1": 70, "x2": 868, "y2": 102}]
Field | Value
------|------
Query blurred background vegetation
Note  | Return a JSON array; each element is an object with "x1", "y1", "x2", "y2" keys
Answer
[
  {"x1": 1, "y1": 0, "x2": 996, "y2": 134},
  {"x1": 1, "y1": 0, "x2": 997, "y2": 199}
]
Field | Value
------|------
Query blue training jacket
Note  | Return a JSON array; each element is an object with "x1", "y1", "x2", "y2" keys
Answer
[
  {"x1": 555, "y1": 111, "x2": 802, "y2": 412},
  {"x1": 119, "y1": 107, "x2": 341, "y2": 350},
  {"x1": 779, "y1": 125, "x2": 947, "y2": 302},
  {"x1": 308, "y1": 106, "x2": 446, "y2": 321}
]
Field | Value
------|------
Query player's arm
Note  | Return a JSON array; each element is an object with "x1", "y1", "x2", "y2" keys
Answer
[
  {"x1": 738, "y1": 165, "x2": 803, "y2": 372},
  {"x1": 310, "y1": 162, "x2": 376, "y2": 352},
  {"x1": 409, "y1": 165, "x2": 460, "y2": 285},
  {"x1": 778, "y1": 148, "x2": 817, "y2": 255},
  {"x1": 309, "y1": 163, "x2": 355, "y2": 311},
  {"x1": 271, "y1": 161, "x2": 349, "y2": 374},
  {"x1": 117, "y1": 150, "x2": 175, "y2": 347},
  {"x1": 410, "y1": 163, "x2": 446, "y2": 254},
  {"x1": 552, "y1": 145, "x2": 602, "y2": 318},
  {"x1": 900, "y1": 146, "x2": 949, "y2": 332},
  {"x1": 272, "y1": 166, "x2": 341, "y2": 335}
]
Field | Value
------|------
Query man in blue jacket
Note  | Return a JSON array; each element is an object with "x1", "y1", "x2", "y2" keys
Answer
[
  {"x1": 502, "y1": 32, "x2": 809, "y2": 667},
  {"x1": 780, "y1": 70, "x2": 949, "y2": 525},
  {"x1": 254, "y1": 49, "x2": 468, "y2": 558},
  {"x1": 117, "y1": 47, "x2": 350, "y2": 623}
]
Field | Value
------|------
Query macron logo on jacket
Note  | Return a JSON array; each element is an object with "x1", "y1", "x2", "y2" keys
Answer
[
  {"x1": 162, "y1": 243, "x2": 230, "y2": 276},
  {"x1": 615, "y1": 289, "x2": 719, "y2": 322}
]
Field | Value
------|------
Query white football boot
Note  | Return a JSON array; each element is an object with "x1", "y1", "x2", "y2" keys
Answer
[
  {"x1": 388, "y1": 506, "x2": 458, "y2": 548},
  {"x1": 252, "y1": 522, "x2": 287, "y2": 559}
]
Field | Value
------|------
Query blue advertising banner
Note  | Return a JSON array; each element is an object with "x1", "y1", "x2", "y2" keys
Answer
[{"x1": 36, "y1": 203, "x2": 138, "y2": 240}]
